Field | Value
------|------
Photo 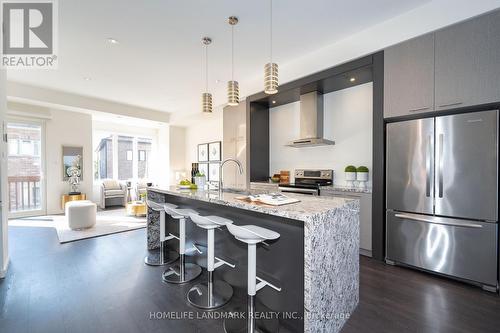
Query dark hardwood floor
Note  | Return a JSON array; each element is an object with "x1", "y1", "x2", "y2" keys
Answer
[
  {"x1": 1, "y1": 224, "x2": 499, "y2": 333},
  {"x1": 344, "y1": 257, "x2": 500, "y2": 333}
]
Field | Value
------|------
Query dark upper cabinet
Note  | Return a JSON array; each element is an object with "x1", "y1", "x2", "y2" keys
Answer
[
  {"x1": 384, "y1": 33, "x2": 435, "y2": 118},
  {"x1": 434, "y1": 11, "x2": 500, "y2": 110},
  {"x1": 384, "y1": 10, "x2": 500, "y2": 118}
]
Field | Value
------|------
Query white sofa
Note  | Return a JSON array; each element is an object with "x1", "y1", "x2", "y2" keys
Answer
[
  {"x1": 100, "y1": 179, "x2": 127, "y2": 209},
  {"x1": 66, "y1": 200, "x2": 96, "y2": 230}
]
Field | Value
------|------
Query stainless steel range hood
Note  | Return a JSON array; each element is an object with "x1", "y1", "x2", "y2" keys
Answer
[{"x1": 286, "y1": 91, "x2": 335, "y2": 148}]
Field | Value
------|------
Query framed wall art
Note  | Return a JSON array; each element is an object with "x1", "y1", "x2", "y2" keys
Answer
[
  {"x1": 198, "y1": 143, "x2": 208, "y2": 162},
  {"x1": 208, "y1": 163, "x2": 220, "y2": 182},
  {"x1": 62, "y1": 146, "x2": 83, "y2": 181},
  {"x1": 208, "y1": 141, "x2": 221, "y2": 162}
]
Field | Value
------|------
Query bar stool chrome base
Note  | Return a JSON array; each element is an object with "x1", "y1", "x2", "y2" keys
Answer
[
  {"x1": 162, "y1": 255, "x2": 202, "y2": 284},
  {"x1": 223, "y1": 297, "x2": 280, "y2": 333},
  {"x1": 144, "y1": 246, "x2": 179, "y2": 266},
  {"x1": 187, "y1": 273, "x2": 233, "y2": 309}
]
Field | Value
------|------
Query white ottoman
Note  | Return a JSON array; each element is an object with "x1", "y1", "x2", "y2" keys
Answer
[{"x1": 66, "y1": 200, "x2": 97, "y2": 230}]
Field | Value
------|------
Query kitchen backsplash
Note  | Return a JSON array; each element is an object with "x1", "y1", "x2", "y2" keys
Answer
[{"x1": 269, "y1": 82, "x2": 373, "y2": 188}]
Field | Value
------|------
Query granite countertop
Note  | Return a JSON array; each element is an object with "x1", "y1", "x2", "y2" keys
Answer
[
  {"x1": 149, "y1": 186, "x2": 359, "y2": 222},
  {"x1": 320, "y1": 185, "x2": 372, "y2": 194}
]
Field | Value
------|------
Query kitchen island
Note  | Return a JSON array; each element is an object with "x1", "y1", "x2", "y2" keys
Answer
[{"x1": 147, "y1": 186, "x2": 359, "y2": 332}]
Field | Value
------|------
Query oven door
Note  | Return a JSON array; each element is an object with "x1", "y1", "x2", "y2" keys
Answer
[{"x1": 278, "y1": 186, "x2": 318, "y2": 195}]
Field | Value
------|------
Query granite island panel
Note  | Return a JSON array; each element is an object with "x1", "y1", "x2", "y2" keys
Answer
[{"x1": 147, "y1": 186, "x2": 359, "y2": 333}]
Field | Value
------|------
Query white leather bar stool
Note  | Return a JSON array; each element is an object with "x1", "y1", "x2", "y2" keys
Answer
[
  {"x1": 144, "y1": 201, "x2": 179, "y2": 266},
  {"x1": 162, "y1": 206, "x2": 203, "y2": 284},
  {"x1": 224, "y1": 224, "x2": 281, "y2": 333},
  {"x1": 187, "y1": 213, "x2": 235, "y2": 309}
]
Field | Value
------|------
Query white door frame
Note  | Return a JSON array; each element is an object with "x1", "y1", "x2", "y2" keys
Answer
[{"x1": 6, "y1": 117, "x2": 47, "y2": 218}]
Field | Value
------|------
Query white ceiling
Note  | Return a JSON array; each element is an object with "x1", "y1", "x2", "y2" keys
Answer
[{"x1": 4, "y1": 0, "x2": 450, "y2": 120}]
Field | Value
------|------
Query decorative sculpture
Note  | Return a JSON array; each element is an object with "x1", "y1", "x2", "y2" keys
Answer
[{"x1": 67, "y1": 155, "x2": 82, "y2": 195}]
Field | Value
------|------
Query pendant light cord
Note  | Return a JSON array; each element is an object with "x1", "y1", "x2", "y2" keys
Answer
[
  {"x1": 205, "y1": 44, "x2": 208, "y2": 91},
  {"x1": 231, "y1": 24, "x2": 234, "y2": 81},
  {"x1": 270, "y1": 0, "x2": 273, "y2": 63}
]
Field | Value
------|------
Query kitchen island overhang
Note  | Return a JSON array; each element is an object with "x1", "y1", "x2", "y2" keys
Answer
[{"x1": 147, "y1": 187, "x2": 359, "y2": 333}]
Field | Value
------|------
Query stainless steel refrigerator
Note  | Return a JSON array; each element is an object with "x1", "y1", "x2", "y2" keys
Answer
[{"x1": 386, "y1": 110, "x2": 498, "y2": 291}]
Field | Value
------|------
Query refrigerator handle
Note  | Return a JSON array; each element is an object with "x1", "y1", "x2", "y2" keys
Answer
[
  {"x1": 394, "y1": 213, "x2": 483, "y2": 228},
  {"x1": 437, "y1": 133, "x2": 444, "y2": 198},
  {"x1": 425, "y1": 135, "x2": 431, "y2": 197}
]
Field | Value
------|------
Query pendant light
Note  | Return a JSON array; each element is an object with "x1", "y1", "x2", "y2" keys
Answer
[
  {"x1": 202, "y1": 37, "x2": 213, "y2": 113},
  {"x1": 227, "y1": 16, "x2": 239, "y2": 106},
  {"x1": 264, "y1": 0, "x2": 278, "y2": 94}
]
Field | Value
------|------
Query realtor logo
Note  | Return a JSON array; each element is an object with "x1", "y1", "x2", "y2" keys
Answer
[{"x1": 1, "y1": 0, "x2": 58, "y2": 68}]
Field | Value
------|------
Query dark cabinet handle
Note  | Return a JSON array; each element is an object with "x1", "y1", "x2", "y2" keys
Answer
[
  {"x1": 438, "y1": 102, "x2": 463, "y2": 108},
  {"x1": 409, "y1": 107, "x2": 430, "y2": 112}
]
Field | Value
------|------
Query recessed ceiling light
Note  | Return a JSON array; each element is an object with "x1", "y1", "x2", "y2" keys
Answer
[
  {"x1": 349, "y1": 77, "x2": 356, "y2": 82},
  {"x1": 84, "y1": 77, "x2": 91, "y2": 81},
  {"x1": 107, "y1": 38, "x2": 119, "y2": 44}
]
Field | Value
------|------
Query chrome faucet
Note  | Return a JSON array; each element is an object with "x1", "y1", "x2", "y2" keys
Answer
[{"x1": 219, "y1": 158, "x2": 244, "y2": 193}]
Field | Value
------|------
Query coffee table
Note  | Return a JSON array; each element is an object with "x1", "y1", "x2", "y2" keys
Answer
[{"x1": 126, "y1": 201, "x2": 146, "y2": 216}]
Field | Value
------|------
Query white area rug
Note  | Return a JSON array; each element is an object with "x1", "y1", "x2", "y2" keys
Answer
[{"x1": 9, "y1": 208, "x2": 146, "y2": 243}]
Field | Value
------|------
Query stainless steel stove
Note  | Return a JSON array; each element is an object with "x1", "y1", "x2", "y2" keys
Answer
[{"x1": 278, "y1": 169, "x2": 333, "y2": 195}]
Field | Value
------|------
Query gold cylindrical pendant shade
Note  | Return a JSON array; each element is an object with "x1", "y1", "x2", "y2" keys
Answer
[
  {"x1": 202, "y1": 92, "x2": 213, "y2": 113},
  {"x1": 227, "y1": 80, "x2": 239, "y2": 106},
  {"x1": 264, "y1": 62, "x2": 278, "y2": 94}
]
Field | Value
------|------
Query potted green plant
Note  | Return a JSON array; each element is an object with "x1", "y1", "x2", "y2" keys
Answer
[
  {"x1": 356, "y1": 166, "x2": 369, "y2": 189},
  {"x1": 345, "y1": 165, "x2": 357, "y2": 187}
]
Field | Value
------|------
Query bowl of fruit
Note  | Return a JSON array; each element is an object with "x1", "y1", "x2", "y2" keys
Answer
[{"x1": 178, "y1": 179, "x2": 198, "y2": 190}]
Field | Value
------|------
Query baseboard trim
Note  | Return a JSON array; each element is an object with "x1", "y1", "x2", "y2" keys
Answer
[{"x1": 360, "y1": 248, "x2": 372, "y2": 257}]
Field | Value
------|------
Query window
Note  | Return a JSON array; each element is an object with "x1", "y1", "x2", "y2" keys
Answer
[
  {"x1": 20, "y1": 140, "x2": 33, "y2": 155},
  {"x1": 7, "y1": 122, "x2": 44, "y2": 215},
  {"x1": 8, "y1": 138, "x2": 40, "y2": 156},
  {"x1": 118, "y1": 136, "x2": 133, "y2": 180},
  {"x1": 94, "y1": 134, "x2": 153, "y2": 181},
  {"x1": 8, "y1": 139, "x2": 19, "y2": 155},
  {"x1": 95, "y1": 136, "x2": 113, "y2": 179},
  {"x1": 137, "y1": 138, "x2": 152, "y2": 179},
  {"x1": 138, "y1": 150, "x2": 146, "y2": 161},
  {"x1": 33, "y1": 141, "x2": 40, "y2": 156}
]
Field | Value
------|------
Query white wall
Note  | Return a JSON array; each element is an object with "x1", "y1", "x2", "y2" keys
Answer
[
  {"x1": 184, "y1": 111, "x2": 223, "y2": 172},
  {"x1": 270, "y1": 83, "x2": 373, "y2": 187},
  {"x1": 0, "y1": 69, "x2": 8, "y2": 278},
  {"x1": 45, "y1": 109, "x2": 93, "y2": 214},
  {"x1": 157, "y1": 124, "x2": 170, "y2": 188},
  {"x1": 223, "y1": 103, "x2": 248, "y2": 189},
  {"x1": 169, "y1": 126, "x2": 186, "y2": 185}
]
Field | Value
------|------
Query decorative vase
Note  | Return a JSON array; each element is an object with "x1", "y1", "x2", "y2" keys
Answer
[
  {"x1": 356, "y1": 172, "x2": 368, "y2": 190},
  {"x1": 345, "y1": 172, "x2": 356, "y2": 187},
  {"x1": 194, "y1": 176, "x2": 207, "y2": 190}
]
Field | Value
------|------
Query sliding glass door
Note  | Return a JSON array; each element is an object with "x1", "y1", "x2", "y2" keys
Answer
[{"x1": 7, "y1": 121, "x2": 46, "y2": 217}]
